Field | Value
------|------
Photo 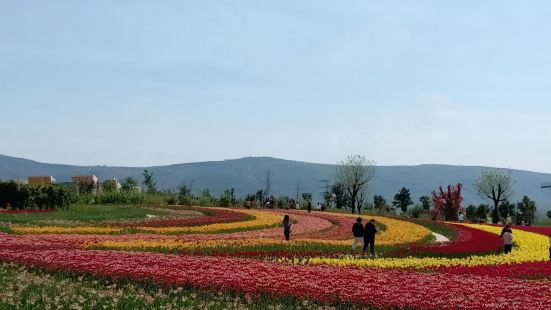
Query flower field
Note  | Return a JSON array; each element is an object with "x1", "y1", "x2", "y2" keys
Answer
[{"x1": 1, "y1": 206, "x2": 551, "y2": 309}]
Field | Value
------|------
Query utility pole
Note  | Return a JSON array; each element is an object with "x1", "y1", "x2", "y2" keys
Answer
[
  {"x1": 264, "y1": 170, "x2": 271, "y2": 198},
  {"x1": 296, "y1": 179, "x2": 300, "y2": 202},
  {"x1": 320, "y1": 179, "x2": 329, "y2": 205}
]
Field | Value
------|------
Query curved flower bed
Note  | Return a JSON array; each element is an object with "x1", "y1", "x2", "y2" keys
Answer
[
  {"x1": 386, "y1": 222, "x2": 502, "y2": 257},
  {"x1": 296, "y1": 223, "x2": 549, "y2": 269},
  {"x1": 83, "y1": 212, "x2": 430, "y2": 253},
  {"x1": 114, "y1": 207, "x2": 251, "y2": 228},
  {"x1": 10, "y1": 209, "x2": 281, "y2": 235},
  {"x1": 5, "y1": 209, "x2": 551, "y2": 308},
  {"x1": 0, "y1": 249, "x2": 550, "y2": 309}
]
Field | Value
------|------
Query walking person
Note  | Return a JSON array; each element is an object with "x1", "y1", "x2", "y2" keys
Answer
[
  {"x1": 363, "y1": 219, "x2": 377, "y2": 257},
  {"x1": 307, "y1": 202, "x2": 312, "y2": 213},
  {"x1": 458, "y1": 212, "x2": 465, "y2": 222},
  {"x1": 283, "y1": 215, "x2": 291, "y2": 241},
  {"x1": 502, "y1": 229, "x2": 513, "y2": 254},
  {"x1": 352, "y1": 217, "x2": 365, "y2": 254}
]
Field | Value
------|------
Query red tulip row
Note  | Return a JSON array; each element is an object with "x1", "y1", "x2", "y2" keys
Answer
[
  {"x1": 436, "y1": 261, "x2": 551, "y2": 279},
  {"x1": 0, "y1": 209, "x2": 54, "y2": 214},
  {"x1": 0, "y1": 249, "x2": 550, "y2": 309},
  {"x1": 387, "y1": 223, "x2": 502, "y2": 256}
]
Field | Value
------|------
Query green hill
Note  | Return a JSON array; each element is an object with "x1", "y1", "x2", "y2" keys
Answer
[{"x1": 1, "y1": 154, "x2": 551, "y2": 212}]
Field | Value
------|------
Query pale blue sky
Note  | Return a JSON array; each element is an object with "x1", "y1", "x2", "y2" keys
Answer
[{"x1": 1, "y1": 1, "x2": 551, "y2": 172}]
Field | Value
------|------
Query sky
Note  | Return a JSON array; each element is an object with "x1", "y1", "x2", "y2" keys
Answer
[{"x1": 1, "y1": 1, "x2": 551, "y2": 172}]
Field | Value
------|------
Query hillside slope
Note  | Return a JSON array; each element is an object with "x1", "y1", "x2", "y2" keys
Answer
[{"x1": 1, "y1": 154, "x2": 551, "y2": 211}]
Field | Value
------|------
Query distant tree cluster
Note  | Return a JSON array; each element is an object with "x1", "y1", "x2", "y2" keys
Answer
[{"x1": 0, "y1": 181, "x2": 70, "y2": 210}]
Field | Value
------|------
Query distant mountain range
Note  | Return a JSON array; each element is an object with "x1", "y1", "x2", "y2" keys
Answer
[{"x1": 1, "y1": 154, "x2": 551, "y2": 212}]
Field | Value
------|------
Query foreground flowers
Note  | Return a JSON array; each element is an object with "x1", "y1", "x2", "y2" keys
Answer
[
  {"x1": 0, "y1": 249, "x2": 551, "y2": 309},
  {"x1": 4, "y1": 207, "x2": 551, "y2": 309}
]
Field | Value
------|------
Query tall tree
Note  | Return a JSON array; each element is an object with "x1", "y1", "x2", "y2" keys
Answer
[
  {"x1": 419, "y1": 196, "x2": 432, "y2": 210},
  {"x1": 331, "y1": 183, "x2": 348, "y2": 209},
  {"x1": 142, "y1": 169, "x2": 157, "y2": 194},
  {"x1": 373, "y1": 195, "x2": 386, "y2": 214},
  {"x1": 334, "y1": 155, "x2": 376, "y2": 214},
  {"x1": 474, "y1": 169, "x2": 514, "y2": 224},
  {"x1": 419, "y1": 195, "x2": 432, "y2": 217},
  {"x1": 517, "y1": 195, "x2": 536, "y2": 226},
  {"x1": 392, "y1": 187, "x2": 414, "y2": 213}
]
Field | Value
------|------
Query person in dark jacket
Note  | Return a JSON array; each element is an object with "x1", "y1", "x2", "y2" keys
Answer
[
  {"x1": 283, "y1": 215, "x2": 291, "y2": 241},
  {"x1": 500, "y1": 224, "x2": 512, "y2": 238},
  {"x1": 363, "y1": 219, "x2": 377, "y2": 256},
  {"x1": 352, "y1": 217, "x2": 365, "y2": 253},
  {"x1": 307, "y1": 202, "x2": 312, "y2": 213}
]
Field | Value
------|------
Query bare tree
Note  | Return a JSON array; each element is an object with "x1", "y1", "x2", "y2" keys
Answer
[
  {"x1": 335, "y1": 155, "x2": 376, "y2": 214},
  {"x1": 473, "y1": 168, "x2": 514, "y2": 224}
]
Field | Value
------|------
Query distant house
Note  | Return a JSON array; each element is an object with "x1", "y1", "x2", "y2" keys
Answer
[
  {"x1": 71, "y1": 175, "x2": 98, "y2": 185},
  {"x1": 28, "y1": 176, "x2": 56, "y2": 186}
]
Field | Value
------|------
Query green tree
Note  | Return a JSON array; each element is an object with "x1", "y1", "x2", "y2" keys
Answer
[
  {"x1": 517, "y1": 195, "x2": 536, "y2": 226},
  {"x1": 335, "y1": 155, "x2": 376, "y2": 214},
  {"x1": 219, "y1": 190, "x2": 233, "y2": 208},
  {"x1": 77, "y1": 181, "x2": 95, "y2": 195},
  {"x1": 142, "y1": 170, "x2": 157, "y2": 194},
  {"x1": 498, "y1": 200, "x2": 515, "y2": 222},
  {"x1": 373, "y1": 195, "x2": 387, "y2": 214},
  {"x1": 476, "y1": 204, "x2": 491, "y2": 222},
  {"x1": 409, "y1": 205, "x2": 424, "y2": 218},
  {"x1": 474, "y1": 169, "x2": 514, "y2": 224},
  {"x1": 121, "y1": 177, "x2": 138, "y2": 191},
  {"x1": 419, "y1": 196, "x2": 432, "y2": 210},
  {"x1": 177, "y1": 183, "x2": 193, "y2": 205},
  {"x1": 101, "y1": 179, "x2": 118, "y2": 193},
  {"x1": 392, "y1": 187, "x2": 414, "y2": 213},
  {"x1": 331, "y1": 183, "x2": 348, "y2": 209},
  {"x1": 301, "y1": 192, "x2": 313, "y2": 208},
  {"x1": 465, "y1": 204, "x2": 477, "y2": 221}
]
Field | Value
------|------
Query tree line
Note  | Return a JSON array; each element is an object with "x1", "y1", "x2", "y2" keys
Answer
[{"x1": 0, "y1": 181, "x2": 70, "y2": 210}]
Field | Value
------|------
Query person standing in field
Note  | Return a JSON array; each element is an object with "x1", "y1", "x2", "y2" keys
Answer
[
  {"x1": 352, "y1": 217, "x2": 365, "y2": 254},
  {"x1": 364, "y1": 219, "x2": 377, "y2": 257},
  {"x1": 283, "y1": 215, "x2": 291, "y2": 241},
  {"x1": 458, "y1": 212, "x2": 465, "y2": 222},
  {"x1": 500, "y1": 224, "x2": 512, "y2": 238},
  {"x1": 307, "y1": 202, "x2": 312, "y2": 213},
  {"x1": 502, "y1": 230, "x2": 513, "y2": 254}
]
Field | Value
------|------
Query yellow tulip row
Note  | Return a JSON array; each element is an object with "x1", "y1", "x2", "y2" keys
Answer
[
  {"x1": 358, "y1": 215, "x2": 431, "y2": 245},
  {"x1": 10, "y1": 209, "x2": 280, "y2": 235},
  {"x1": 136, "y1": 209, "x2": 280, "y2": 234},
  {"x1": 292, "y1": 223, "x2": 548, "y2": 269}
]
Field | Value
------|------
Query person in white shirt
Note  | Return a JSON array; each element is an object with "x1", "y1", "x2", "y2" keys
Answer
[
  {"x1": 502, "y1": 231, "x2": 513, "y2": 254},
  {"x1": 458, "y1": 212, "x2": 465, "y2": 222}
]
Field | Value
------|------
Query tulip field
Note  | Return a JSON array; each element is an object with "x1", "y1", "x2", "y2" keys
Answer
[{"x1": 1, "y1": 206, "x2": 551, "y2": 309}]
